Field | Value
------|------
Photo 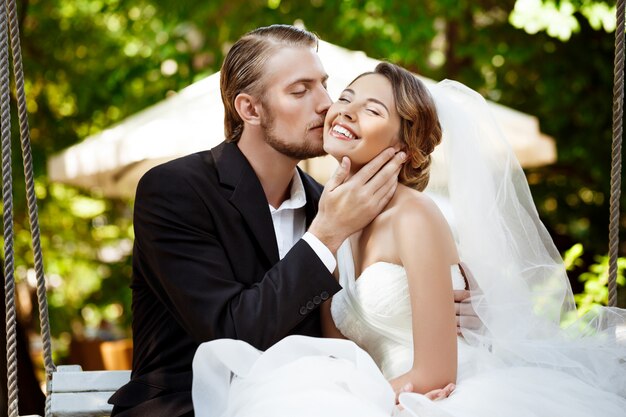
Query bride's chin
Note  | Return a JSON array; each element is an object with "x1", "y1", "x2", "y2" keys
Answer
[
  {"x1": 330, "y1": 154, "x2": 343, "y2": 164},
  {"x1": 323, "y1": 144, "x2": 344, "y2": 163}
]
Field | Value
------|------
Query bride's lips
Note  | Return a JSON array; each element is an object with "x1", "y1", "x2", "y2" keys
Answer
[{"x1": 329, "y1": 122, "x2": 359, "y2": 141}]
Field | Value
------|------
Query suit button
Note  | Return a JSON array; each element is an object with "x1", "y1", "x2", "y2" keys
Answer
[
  {"x1": 320, "y1": 291, "x2": 329, "y2": 301},
  {"x1": 299, "y1": 306, "x2": 308, "y2": 315},
  {"x1": 313, "y1": 296, "x2": 322, "y2": 305},
  {"x1": 306, "y1": 301, "x2": 315, "y2": 310}
]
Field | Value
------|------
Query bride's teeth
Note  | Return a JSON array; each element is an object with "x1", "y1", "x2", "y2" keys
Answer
[{"x1": 332, "y1": 125, "x2": 356, "y2": 139}]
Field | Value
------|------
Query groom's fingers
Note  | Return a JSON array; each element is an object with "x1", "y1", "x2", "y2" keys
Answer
[
  {"x1": 364, "y1": 151, "x2": 406, "y2": 194},
  {"x1": 453, "y1": 289, "x2": 471, "y2": 303},
  {"x1": 455, "y1": 300, "x2": 474, "y2": 316},
  {"x1": 351, "y1": 148, "x2": 400, "y2": 186},
  {"x1": 369, "y1": 168, "x2": 402, "y2": 209},
  {"x1": 455, "y1": 289, "x2": 482, "y2": 332},
  {"x1": 372, "y1": 166, "x2": 401, "y2": 208},
  {"x1": 459, "y1": 261, "x2": 479, "y2": 291},
  {"x1": 325, "y1": 156, "x2": 351, "y2": 192},
  {"x1": 456, "y1": 315, "x2": 482, "y2": 331}
]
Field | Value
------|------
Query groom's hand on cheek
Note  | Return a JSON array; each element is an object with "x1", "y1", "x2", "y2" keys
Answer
[{"x1": 309, "y1": 148, "x2": 406, "y2": 253}]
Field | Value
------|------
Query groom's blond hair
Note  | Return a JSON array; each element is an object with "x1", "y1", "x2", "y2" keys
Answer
[{"x1": 220, "y1": 25, "x2": 319, "y2": 143}]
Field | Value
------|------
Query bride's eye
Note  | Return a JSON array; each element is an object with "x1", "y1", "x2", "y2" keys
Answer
[
  {"x1": 338, "y1": 97, "x2": 350, "y2": 103},
  {"x1": 366, "y1": 108, "x2": 381, "y2": 116}
]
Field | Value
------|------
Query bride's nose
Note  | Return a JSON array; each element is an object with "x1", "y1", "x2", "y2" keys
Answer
[{"x1": 341, "y1": 106, "x2": 356, "y2": 121}]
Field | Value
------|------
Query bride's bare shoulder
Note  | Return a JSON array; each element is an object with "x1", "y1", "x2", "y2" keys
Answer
[
  {"x1": 388, "y1": 185, "x2": 457, "y2": 254},
  {"x1": 389, "y1": 184, "x2": 446, "y2": 224}
]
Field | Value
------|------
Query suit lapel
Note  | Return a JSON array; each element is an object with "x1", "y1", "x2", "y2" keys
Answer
[
  {"x1": 298, "y1": 167, "x2": 322, "y2": 229},
  {"x1": 212, "y1": 142, "x2": 280, "y2": 265}
]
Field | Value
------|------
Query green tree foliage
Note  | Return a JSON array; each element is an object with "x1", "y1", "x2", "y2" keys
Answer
[
  {"x1": 563, "y1": 243, "x2": 626, "y2": 316},
  {"x1": 6, "y1": 0, "x2": 623, "y2": 354}
]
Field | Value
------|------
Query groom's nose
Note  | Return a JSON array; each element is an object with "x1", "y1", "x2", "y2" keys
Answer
[{"x1": 315, "y1": 85, "x2": 332, "y2": 114}]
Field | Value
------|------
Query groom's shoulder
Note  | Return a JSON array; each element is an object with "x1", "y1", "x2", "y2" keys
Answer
[
  {"x1": 136, "y1": 149, "x2": 218, "y2": 199},
  {"x1": 151, "y1": 149, "x2": 216, "y2": 175},
  {"x1": 141, "y1": 141, "x2": 233, "y2": 185}
]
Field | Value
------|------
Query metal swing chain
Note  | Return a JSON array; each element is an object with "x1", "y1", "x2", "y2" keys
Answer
[
  {"x1": 609, "y1": 0, "x2": 626, "y2": 308},
  {"x1": 2, "y1": 0, "x2": 56, "y2": 415}
]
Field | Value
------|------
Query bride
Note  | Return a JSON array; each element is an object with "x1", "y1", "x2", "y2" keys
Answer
[{"x1": 191, "y1": 63, "x2": 626, "y2": 416}]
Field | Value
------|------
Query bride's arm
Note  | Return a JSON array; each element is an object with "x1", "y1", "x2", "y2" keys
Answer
[{"x1": 390, "y1": 197, "x2": 458, "y2": 394}]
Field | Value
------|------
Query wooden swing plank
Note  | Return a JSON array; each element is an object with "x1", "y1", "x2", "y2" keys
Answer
[
  {"x1": 50, "y1": 391, "x2": 116, "y2": 417},
  {"x1": 51, "y1": 367, "x2": 130, "y2": 393},
  {"x1": 49, "y1": 366, "x2": 130, "y2": 417}
]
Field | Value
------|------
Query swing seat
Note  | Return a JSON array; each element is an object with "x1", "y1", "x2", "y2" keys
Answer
[{"x1": 49, "y1": 365, "x2": 130, "y2": 417}]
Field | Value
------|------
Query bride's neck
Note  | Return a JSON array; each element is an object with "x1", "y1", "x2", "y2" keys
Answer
[{"x1": 351, "y1": 185, "x2": 416, "y2": 277}]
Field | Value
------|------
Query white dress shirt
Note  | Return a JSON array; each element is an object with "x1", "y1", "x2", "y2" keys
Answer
[{"x1": 269, "y1": 170, "x2": 336, "y2": 272}]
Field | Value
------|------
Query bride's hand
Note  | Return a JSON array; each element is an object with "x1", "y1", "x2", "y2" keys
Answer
[
  {"x1": 422, "y1": 383, "x2": 455, "y2": 401},
  {"x1": 389, "y1": 374, "x2": 455, "y2": 404}
]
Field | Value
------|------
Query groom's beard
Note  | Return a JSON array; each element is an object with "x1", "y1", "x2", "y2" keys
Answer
[{"x1": 261, "y1": 107, "x2": 327, "y2": 160}]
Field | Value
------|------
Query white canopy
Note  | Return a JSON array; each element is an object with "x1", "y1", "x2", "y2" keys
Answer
[{"x1": 47, "y1": 41, "x2": 556, "y2": 199}]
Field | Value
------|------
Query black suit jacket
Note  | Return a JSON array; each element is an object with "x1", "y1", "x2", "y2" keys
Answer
[{"x1": 109, "y1": 142, "x2": 342, "y2": 416}]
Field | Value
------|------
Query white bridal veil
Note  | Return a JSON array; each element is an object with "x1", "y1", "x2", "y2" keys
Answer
[{"x1": 425, "y1": 80, "x2": 626, "y2": 396}]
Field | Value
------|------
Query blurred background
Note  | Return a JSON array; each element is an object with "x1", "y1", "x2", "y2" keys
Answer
[{"x1": 1, "y1": 0, "x2": 625, "y2": 405}]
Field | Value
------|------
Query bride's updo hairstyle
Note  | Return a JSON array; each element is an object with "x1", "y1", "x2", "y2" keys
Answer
[{"x1": 369, "y1": 62, "x2": 442, "y2": 191}]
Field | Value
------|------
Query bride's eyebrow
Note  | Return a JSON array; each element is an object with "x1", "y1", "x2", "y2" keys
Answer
[
  {"x1": 365, "y1": 98, "x2": 389, "y2": 114},
  {"x1": 341, "y1": 88, "x2": 389, "y2": 114}
]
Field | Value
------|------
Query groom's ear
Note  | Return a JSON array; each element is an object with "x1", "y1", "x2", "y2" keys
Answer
[{"x1": 234, "y1": 93, "x2": 262, "y2": 126}]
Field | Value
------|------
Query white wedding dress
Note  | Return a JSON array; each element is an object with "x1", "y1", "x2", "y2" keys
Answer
[
  {"x1": 192, "y1": 79, "x2": 626, "y2": 416},
  {"x1": 192, "y1": 241, "x2": 626, "y2": 416}
]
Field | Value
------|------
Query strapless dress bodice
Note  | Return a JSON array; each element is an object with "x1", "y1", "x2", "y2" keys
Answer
[{"x1": 331, "y1": 261, "x2": 466, "y2": 379}]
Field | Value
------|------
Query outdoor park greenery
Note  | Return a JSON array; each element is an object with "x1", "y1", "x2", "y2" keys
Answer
[{"x1": 4, "y1": 0, "x2": 625, "y2": 359}]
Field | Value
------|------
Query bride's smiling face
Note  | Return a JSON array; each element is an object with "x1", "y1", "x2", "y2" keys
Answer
[{"x1": 323, "y1": 73, "x2": 402, "y2": 170}]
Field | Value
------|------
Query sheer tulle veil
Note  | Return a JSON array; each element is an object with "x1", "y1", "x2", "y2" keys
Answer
[{"x1": 425, "y1": 80, "x2": 626, "y2": 396}]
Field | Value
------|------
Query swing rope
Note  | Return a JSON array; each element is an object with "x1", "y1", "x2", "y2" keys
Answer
[
  {"x1": 2, "y1": 0, "x2": 55, "y2": 416},
  {"x1": 0, "y1": 3, "x2": 624, "y2": 417},
  {"x1": 608, "y1": 0, "x2": 625, "y2": 308},
  {"x1": 5, "y1": 0, "x2": 55, "y2": 379},
  {"x1": 1, "y1": 0, "x2": 18, "y2": 414}
]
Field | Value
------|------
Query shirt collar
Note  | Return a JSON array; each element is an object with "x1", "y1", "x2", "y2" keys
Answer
[{"x1": 270, "y1": 169, "x2": 307, "y2": 212}]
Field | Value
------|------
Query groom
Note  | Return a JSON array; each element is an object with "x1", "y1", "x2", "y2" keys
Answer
[{"x1": 109, "y1": 25, "x2": 407, "y2": 417}]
